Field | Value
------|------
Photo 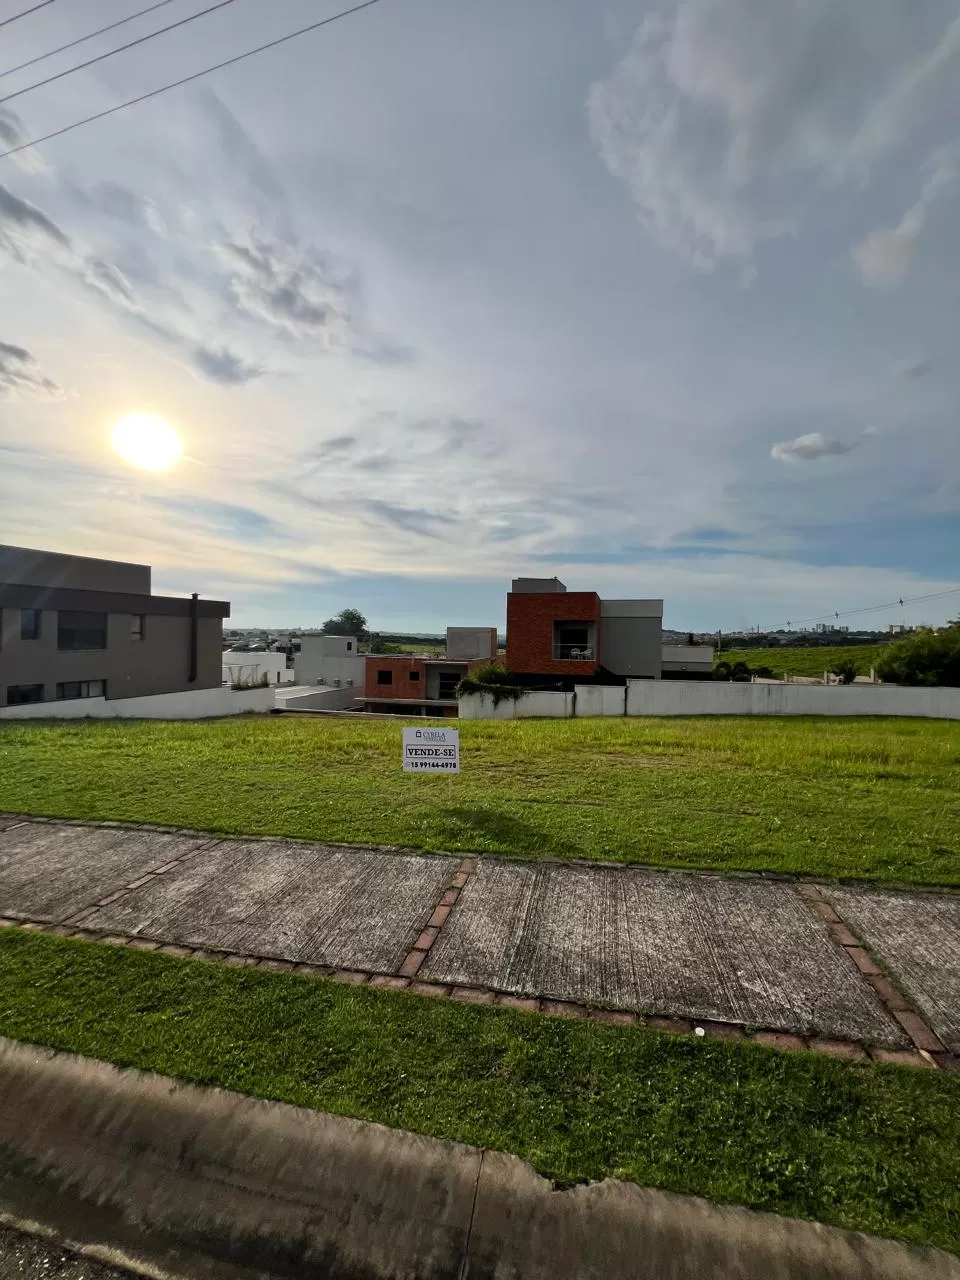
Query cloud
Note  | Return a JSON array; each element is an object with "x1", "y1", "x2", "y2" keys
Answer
[
  {"x1": 0, "y1": 341, "x2": 62, "y2": 398},
  {"x1": 588, "y1": 1, "x2": 960, "y2": 267},
  {"x1": 217, "y1": 232, "x2": 354, "y2": 345},
  {"x1": 899, "y1": 358, "x2": 931, "y2": 379},
  {"x1": 771, "y1": 432, "x2": 856, "y2": 462},
  {"x1": 191, "y1": 345, "x2": 263, "y2": 385},
  {"x1": 83, "y1": 258, "x2": 139, "y2": 309},
  {"x1": 0, "y1": 183, "x2": 71, "y2": 256},
  {"x1": 852, "y1": 149, "x2": 958, "y2": 287}
]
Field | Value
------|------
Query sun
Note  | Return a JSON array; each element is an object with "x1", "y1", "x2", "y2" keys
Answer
[{"x1": 110, "y1": 413, "x2": 184, "y2": 471}]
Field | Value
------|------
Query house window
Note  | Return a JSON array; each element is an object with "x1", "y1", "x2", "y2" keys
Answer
[
  {"x1": 6, "y1": 684, "x2": 44, "y2": 705},
  {"x1": 58, "y1": 610, "x2": 107, "y2": 651},
  {"x1": 20, "y1": 608, "x2": 41, "y2": 641},
  {"x1": 553, "y1": 621, "x2": 595, "y2": 660},
  {"x1": 377, "y1": 669, "x2": 393, "y2": 685},
  {"x1": 131, "y1": 615, "x2": 145, "y2": 641},
  {"x1": 56, "y1": 680, "x2": 105, "y2": 701},
  {"x1": 347, "y1": 640, "x2": 353, "y2": 651},
  {"x1": 409, "y1": 670, "x2": 420, "y2": 682}
]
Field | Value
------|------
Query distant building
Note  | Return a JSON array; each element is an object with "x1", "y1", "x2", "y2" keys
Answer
[
  {"x1": 295, "y1": 634, "x2": 364, "y2": 689},
  {"x1": 505, "y1": 578, "x2": 665, "y2": 683},
  {"x1": 0, "y1": 544, "x2": 229, "y2": 708}
]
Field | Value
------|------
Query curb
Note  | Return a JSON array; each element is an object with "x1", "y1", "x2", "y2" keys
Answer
[{"x1": 0, "y1": 1037, "x2": 958, "y2": 1280}]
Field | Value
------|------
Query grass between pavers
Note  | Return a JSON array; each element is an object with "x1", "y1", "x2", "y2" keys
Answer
[
  {"x1": 2, "y1": 716, "x2": 959, "y2": 883},
  {"x1": 1, "y1": 931, "x2": 959, "y2": 1255}
]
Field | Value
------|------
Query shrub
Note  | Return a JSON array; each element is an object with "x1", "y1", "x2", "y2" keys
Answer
[
  {"x1": 457, "y1": 661, "x2": 526, "y2": 707},
  {"x1": 831, "y1": 658, "x2": 858, "y2": 685},
  {"x1": 875, "y1": 625, "x2": 960, "y2": 687}
]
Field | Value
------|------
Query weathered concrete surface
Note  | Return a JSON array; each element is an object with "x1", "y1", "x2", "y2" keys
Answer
[
  {"x1": 423, "y1": 862, "x2": 905, "y2": 1045},
  {"x1": 0, "y1": 825, "x2": 210, "y2": 923},
  {"x1": 1, "y1": 1037, "x2": 958, "y2": 1280},
  {"x1": 0, "y1": 1036, "x2": 480, "y2": 1280},
  {"x1": 0, "y1": 1223, "x2": 136, "y2": 1280},
  {"x1": 464, "y1": 1150, "x2": 960, "y2": 1280},
  {"x1": 83, "y1": 840, "x2": 457, "y2": 972},
  {"x1": 0, "y1": 819, "x2": 25, "y2": 833},
  {"x1": 824, "y1": 886, "x2": 960, "y2": 1054}
]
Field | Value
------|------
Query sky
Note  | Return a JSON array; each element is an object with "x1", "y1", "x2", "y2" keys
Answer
[{"x1": 0, "y1": 0, "x2": 958, "y2": 633}]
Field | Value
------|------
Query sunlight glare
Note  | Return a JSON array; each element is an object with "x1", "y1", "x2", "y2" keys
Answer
[{"x1": 110, "y1": 413, "x2": 184, "y2": 471}]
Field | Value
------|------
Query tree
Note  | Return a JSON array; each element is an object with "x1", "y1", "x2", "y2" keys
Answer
[
  {"x1": 831, "y1": 658, "x2": 858, "y2": 685},
  {"x1": 875, "y1": 625, "x2": 960, "y2": 687},
  {"x1": 321, "y1": 608, "x2": 367, "y2": 638}
]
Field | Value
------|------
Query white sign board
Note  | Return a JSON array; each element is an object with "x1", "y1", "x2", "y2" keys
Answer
[{"x1": 402, "y1": 726, "x2": 460, "y2": 773}]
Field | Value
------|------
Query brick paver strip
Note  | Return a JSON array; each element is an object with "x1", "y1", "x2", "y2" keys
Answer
[{"x1": 821, "y1": 885, "x2": 960, "y2": 1056}]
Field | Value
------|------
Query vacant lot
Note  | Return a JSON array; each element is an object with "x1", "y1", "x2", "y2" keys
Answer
[
  {"x1": 720, "y1": 644, "x2": 890, "y2": 678},
  {"x1": 1, "y1": 716, "x2": 957, "y2": 883}
]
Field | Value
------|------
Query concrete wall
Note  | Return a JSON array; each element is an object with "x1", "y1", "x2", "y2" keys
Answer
[
  {"x1": 0, "y1": 609, "x2": 223, "y2": 705},
  {"x1": 0, "y1": 544, "x2": 150, "y2": 594},
  {"x1": 295, "y1": 635, "x2": 364, "y2": 687},
  {"x1": 600, "y1": 616, "x2": 662, "y2": 678},
  {"x1": 222, "y1": 656, "x2": 294, "y2": 686},
  {"x1": 625, "y1": 680, "x2": 960, "y2": 720},
  {"x1": 0, "y1": 684, "x2": 274, "y2": 720},
  {"x1": 661, "y1": 644, "x2": 714, "y2": 674},
  {"x1": 445, "y1": 626, "x2": 497, "y2": 660},
  {"x1": 277, "y1": 686, "x2": 360, "y2": 711},
  {"x1": 461, "y1": 682, "x2": 960, "y2": 721}
]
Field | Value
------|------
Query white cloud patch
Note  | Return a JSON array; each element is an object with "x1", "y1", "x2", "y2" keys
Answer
[
  {"x1": 771, "y1": 432, "x2": 856, "y2": 462},
  {"x1": 0, "y1": 341, "x2": 62, "y2": 398},
  {"x1": 588, "y1": 1, "x2": 960, "y2": 268},
  {"x1": 852, "y1": 149, "x2": 958, "y2": 288}
]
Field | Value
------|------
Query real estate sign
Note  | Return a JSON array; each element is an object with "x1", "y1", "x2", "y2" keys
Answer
[{"x1": 402, "y1": 726, "x2": 460, "y2": 773}]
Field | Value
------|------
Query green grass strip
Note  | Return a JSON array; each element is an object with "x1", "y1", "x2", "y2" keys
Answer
[
  {"x1": 1, "y1": 930, "x2": 958, "y2": 1254},
  {"x1": 2, "y1": 716, "x2": 958, "y2": 884}
]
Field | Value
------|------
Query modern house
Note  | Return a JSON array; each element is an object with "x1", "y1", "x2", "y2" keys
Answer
[
  {"x1": 0, "y1": 544, "x2": 230, "y2": 708},
  {"x1": 505, "y1": 578, "x2": 664, "y2": 684},
  {"x1": 359, "y1": 626, "x2": 497, "y2": 715}
]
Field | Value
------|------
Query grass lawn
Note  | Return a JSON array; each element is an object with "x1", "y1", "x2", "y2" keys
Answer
[
  {"x1": 1, "y1": 930, "x2": 958, "y2": 1253},
  {"x1": 719, "y1": 644, "x2": 890, "y2": 678},
  {"x1": 1, "y1": 715, "x2": 958, "y2": 883}
]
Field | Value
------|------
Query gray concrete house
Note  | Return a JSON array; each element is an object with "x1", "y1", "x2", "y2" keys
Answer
[{"x1": 0, "y1": 545, "x2": 230, "y2": 708}]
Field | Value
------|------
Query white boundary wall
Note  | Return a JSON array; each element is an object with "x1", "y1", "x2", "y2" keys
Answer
[
  {"x1": 0, "y1": 686, "x2": 275, "y2": 721},
  {"x1": 460, "y1": 681, "x2": 960, "y2": 721},
  {"x1": 222, "y1": 657, "x2": 294, "y2": 686}
]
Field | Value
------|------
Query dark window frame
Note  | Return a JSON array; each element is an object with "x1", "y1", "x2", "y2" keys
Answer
[
  {"x1": 409, "y1": 670, "x2": 420, "y2": 682},
  {"x1": 377, "y1": 669, "x2": 393, "y2": 685},
  {"x1": 6, "y1": 683, "x2": 44, "y2": 705},
  {"x1": 20, "y1": 608, "x2": 41, "y2": 641},
  {"x1": 58, "y1": 610, "x2": 107, "y2": 652},
  {"x1": 55, "y1": 679, "x2": 106, "y2": 701},
  {"x1": 131, "y1": 614, "x2": 145, "y2": 641}
]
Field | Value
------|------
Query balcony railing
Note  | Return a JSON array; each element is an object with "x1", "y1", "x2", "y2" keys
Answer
[{"x1": 552, "y1": 644, "x2": 594, "y2": 660}]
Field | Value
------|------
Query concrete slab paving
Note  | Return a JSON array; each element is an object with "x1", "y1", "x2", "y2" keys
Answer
[
  {"x1": 823, "y1": 886, "x2": 960, "y2": 1054},
  {"x1": 422, "y1": 862, "x2": 906, "y2": 1046},
  {"x1": 83, "y1": 840, "x2": 458, "y2": 972},
  {"x1": 0, "y1": 824, "x2": 211, "y2": 923}
]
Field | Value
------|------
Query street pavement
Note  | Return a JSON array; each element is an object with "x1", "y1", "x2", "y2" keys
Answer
[
  {"x1": 0, "y1": 1225, "x2": 136, "y2": 1280},
  {"x1": 1, "y1": 818, "x2": 958, "y2": 1052}
]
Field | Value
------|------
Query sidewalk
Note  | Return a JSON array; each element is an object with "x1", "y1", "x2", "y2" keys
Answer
[{"x1": 0, "y1": 814, "x2": 957, "y2": 1066}]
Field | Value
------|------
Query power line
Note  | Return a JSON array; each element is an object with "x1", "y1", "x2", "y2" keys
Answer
[
  {"x1": 767, "y1": 585, "x2": 960, "y2": 634},
  {"x1": 0, "y1": 0, "x2": 180, "y2": 82},
  {"x1": 0, "y1": 0, "x2": 58, "y2": 30},
  {"x1": 0, "y1": 0, "x2": 245, "y2": 108},
  {"x1": 0, "y1": 0, "x2": 385, "y2": 160}
]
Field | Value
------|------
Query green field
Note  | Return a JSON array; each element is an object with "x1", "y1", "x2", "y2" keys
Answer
[
  {"x1": 2, "y1": 930, "x2": 959, "y2": 1253},
  {"x1": 1, "y1": 715, "x2": 957, "y2": 884},
  {"x1": 719, "y1": 644, "x2": 890, "y2": 678}
]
